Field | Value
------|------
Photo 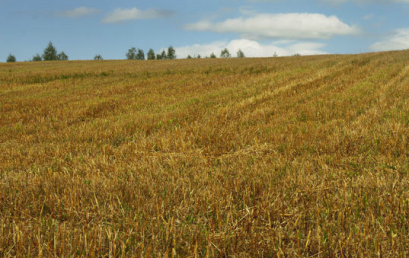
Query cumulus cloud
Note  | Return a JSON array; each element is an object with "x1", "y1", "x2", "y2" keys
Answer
[
  {"x1": 58, "y1": 7, "x2": 101, "y2": 18},
  {"x1": 175, "y1": 39, "x2": 327, "y2": 58},
  {"x1": 184, "y1": 13, "x2": 360, "y2": 40},
  {"x1": 102, "y1": 7, "x2": 174, "y2": 23},
  {"x1": 369, "y1": 29, "x2": 409, "y2": 52}
]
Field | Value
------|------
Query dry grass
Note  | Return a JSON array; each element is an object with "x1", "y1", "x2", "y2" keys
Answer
[{"x1": 1, "y1": 51, "x2": 409, "y2": 257}]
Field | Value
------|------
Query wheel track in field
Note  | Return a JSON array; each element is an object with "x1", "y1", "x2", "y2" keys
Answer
[
  {"x1": 350, "y1": 64, "x2": 409, "y2": 127},
  {"x1": 218, "y1": 55, "x2": 385, "y2": 128},
  {"x1": 130, "y1": 60, "x2": 387, "y2": 160},
  {"x1": 213, "y1": 55, "x2": 384, "y2": 123},
  {"x1": 230, "y1": 55, "x2": 383, "y2": 113}
]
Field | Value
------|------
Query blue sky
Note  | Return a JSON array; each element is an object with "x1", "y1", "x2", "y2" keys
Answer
[{"x1": 1, "y1": 0, "x2": 409, "y2": 61}]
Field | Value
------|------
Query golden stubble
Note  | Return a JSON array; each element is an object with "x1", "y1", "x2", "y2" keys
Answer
[{"x1": 1, "y1": 51, "x2": 409, "y2": 257}]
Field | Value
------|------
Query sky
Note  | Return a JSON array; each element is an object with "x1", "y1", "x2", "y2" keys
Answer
[{"x1": 1, "y1": 0, "x2": 409, "y2": 61}]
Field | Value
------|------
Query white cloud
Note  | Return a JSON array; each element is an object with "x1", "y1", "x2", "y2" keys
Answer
[
  {"x1": 175, "y1": 39, "x2": 327, "y2": 58},
  {"x1": 102, "y1": 7, "x2": 173, "y2": 23},
  {"x1": 184, "y1": 13, "x2": 360, "y2": 40},
  {"x1": 369, "y1": 29, "x2": 409, "y2": 52},
  {"x1": 58, "y1": 7, "x2": 101, "y2": 18}
]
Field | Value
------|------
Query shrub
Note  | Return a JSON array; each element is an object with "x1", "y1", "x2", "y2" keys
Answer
[
  {"x1": 6, "y1": 54, "x2": 16, "y2": 63},
  {"x1": 32, "y1": 54, "x2": 42, "y2": 61}
]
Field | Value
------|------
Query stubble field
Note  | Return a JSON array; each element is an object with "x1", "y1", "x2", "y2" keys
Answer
[{"x1": 1, "y1": 51, "x2": 409, "y2": 257}]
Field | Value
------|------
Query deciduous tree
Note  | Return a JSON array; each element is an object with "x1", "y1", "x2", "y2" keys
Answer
[
  {"x1": 237, "y1": 49, "x2": 245, "y2": 58},
  {"x1": 136, "y1": 49, "x2": 145, "y2": 60},
  {"x1": 220, "y1": 48, "x2": 231, "y2": 58},
  {"x1": 32, "y1": 54, "x2": 42, "y2": 61},
  {"x1": 126, "y1": 47, "x2": 137, "y2": 60},
  {"x1": 58, "y1": 51, "x2": 68, "y2": 61},
  {"x1": 161, "y1": 50, "x2": 167, "y2": 60}
]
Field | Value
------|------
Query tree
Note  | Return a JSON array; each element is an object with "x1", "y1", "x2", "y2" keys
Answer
[
  {"x1": 237, "y1": 49, "x2": 245, "y2": 58},
  {"x1": 57, "y1": 51, "x2": 68, "y2": 61},
  {"x1": 136, "y1": 49, "x2": 145, "y2": 60},
  {"x1": 94, "y1": 55, "x2": 103, "y2": 60},
  {"x1": 187, "y1": 55, "x2": 192, "y2": 59},
  {"x1": 197, "y1": 54, "x2": 201, "y2": 59},
  {"x1": 6, "y1": 54, "x2": 16, "y2": 63},
  {"x1": 42, "y1": 42, "x2": 58, "y2": 61},
  {"x1": 167, "y1": 46, "x2": 176, "y2": 59},
  {"x1": 32, "y1": 54, "x2": 42, "y2": 61},
  {"x1": 160, "y1": 50, "x2": 167, "y2": 60},
  {"x1": 210, "y1": 52, "x2": 217, "y2": 58},
  {"x1": 126, "y1": 47, "x2": 137, "y2": 60},
  {"x1": 147, "y1": 49, "x2": 155, "y2": 60},
  {"x1": 220, "y1": 48, "x2": 231, "y2": 58}
]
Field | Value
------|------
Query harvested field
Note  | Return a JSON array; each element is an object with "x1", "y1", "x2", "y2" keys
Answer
[{"x1": 1, "y1": 51, "x2": 409, "y2": 257}]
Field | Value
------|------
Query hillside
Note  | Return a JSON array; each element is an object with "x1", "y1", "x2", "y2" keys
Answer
[{"x1": 1, "y1": 51, "x2": 409, "y2": 257}]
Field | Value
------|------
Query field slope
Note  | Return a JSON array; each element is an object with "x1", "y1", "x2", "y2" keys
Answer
[{"x1": 1, "y1": 51, "x2": 409, "y2": 257}]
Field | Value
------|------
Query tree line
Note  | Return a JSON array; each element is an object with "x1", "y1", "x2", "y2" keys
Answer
[
  {"x1": 6, "y1": 42, "x2": 68, "y2": 63},
  {"x1": 6, "y1": 42, "x2": 251, "y2": 62},
  {"x1": 124, "y1": 47, "x2": 246, "y2": 60},
  {"x1": 125, "y1": 46, "x2": 176, "y2": 60}
]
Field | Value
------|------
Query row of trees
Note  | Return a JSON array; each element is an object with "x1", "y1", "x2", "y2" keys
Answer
[
  {"x1": 125, "y1": 47, "x2": 246, "y2": 61},
  {"x1": 7, "y1": 44, "x2": 280, "y2": 62},
  {"x1": 31, "y1": 42, "x2": 68, "y2": 61},
  {"x1": 125, "y1": 46, "x2": 176, "y2": 60},
  {"x1": 187, "y1": 48, "x2": 245, "y2": 59},
  {"x1": 6, "y1": 42, "x2": 69, "y2": 63}
]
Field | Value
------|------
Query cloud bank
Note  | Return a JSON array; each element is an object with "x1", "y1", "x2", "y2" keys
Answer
[
  {"x1": 175, "y1": 38, "x2": 328, "y2": 58},
  {"x1": 369, "y1": 29, "x2": 409, "y2": 52},
  {"x1": 184, "y1": 13, "x2": 360, "y2": 40}
]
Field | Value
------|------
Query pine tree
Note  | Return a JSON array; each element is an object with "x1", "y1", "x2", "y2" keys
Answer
[
  {"x1": 42, "y1": 42, "x2": 58, "y2": 61},
  {"x1": 147, "y1": 49, "x2": 155, "y2": 60},
  {"x1": 167, "y1": 46, "x2": 176, "y2": 59}
]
